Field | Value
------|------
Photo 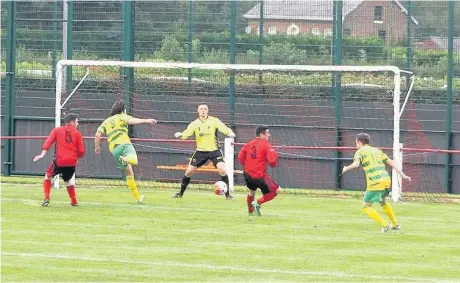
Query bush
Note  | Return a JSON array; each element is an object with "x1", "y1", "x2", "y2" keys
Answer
[{"x1": 154, "y1": 36, "x2": 186, "y2": 62}]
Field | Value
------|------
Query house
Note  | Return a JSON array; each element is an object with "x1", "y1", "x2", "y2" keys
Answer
[
  {"x1": 243, "y1": 0, "x2": 418, "y2": 44},
  {"x1": 415, "y1": 37, "x2": 460, "y2": 51}
]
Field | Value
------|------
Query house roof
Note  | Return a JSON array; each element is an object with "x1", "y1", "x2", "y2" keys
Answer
[{"x1": 243, "y1": 0, "x2": 418, "y2": 25}]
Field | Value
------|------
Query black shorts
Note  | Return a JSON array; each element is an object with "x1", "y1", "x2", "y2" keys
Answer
[
  {"x1": 190, "y1": 150, "x2": 224, "y2": 168},
  {"x1": 243, "y1": 172, "x2": 280, "y2": 195},
  {"x1": 46, "y1": 162, "x2": 75, "y2": 182}
]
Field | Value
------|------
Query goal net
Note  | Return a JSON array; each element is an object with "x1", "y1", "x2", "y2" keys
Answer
[{"x1": 54, "y1": 60, "x2": 446, "y2": 202}]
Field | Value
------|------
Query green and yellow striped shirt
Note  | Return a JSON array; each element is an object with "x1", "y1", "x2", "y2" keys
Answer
[
  {"x1": 353, "y1": 145, "x2": 391, "y2": 191},
  {"x1": 97, "y1": 113, "x2": 132, "y2": 152}
]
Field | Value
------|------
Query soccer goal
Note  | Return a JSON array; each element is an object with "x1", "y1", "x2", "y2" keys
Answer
[{"x1": 54, "y1": 60, "x2": 442, "y2": 202}]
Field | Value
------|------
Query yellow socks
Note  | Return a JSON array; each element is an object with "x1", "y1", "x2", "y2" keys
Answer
[
  {"x1": 126, "y1": 176, "x2": 140, "y2": 200},
  {"x1": 362, "y1": 207, "x2": 388, "y2": 227},
  {"x1": 382, "y1": 203, "x2": 397, "y2": 226}
]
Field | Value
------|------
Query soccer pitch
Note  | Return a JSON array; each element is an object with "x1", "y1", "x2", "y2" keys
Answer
[{"x1": 2, "y1": 182, "x2": 460, "y2": 282}]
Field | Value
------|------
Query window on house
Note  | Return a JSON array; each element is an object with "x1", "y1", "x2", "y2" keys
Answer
[
  {"x1": 323, "y1": 28, "x2": 332, "y2": 36},
  {"x1": 268, "y1": 26, "x2": 277, "y2": 35},
  {"x1": 378, "y1": 30, "x2": 386, "y2": 40},
  {"x1": 343, "y1": 29, "x2": 351, "y2": 36},
  {"x1": 374, "y1": 6, "x2": 383, "y2": 21},
  {"x1": 312, "y1": 28, "x2": 321, "y2": 35}
]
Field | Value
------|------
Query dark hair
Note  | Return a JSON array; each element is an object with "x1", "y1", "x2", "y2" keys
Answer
[
  {"x1": 63, "y1": 113, "x2": 78, "y2": 124},
  {"x1": 111, "y1": 99, "x2": 125, "y2": 116},
  {"x1": 356, "y1": 133, "x2": 370, "y2": 145},
  {"x1": 256, "y1": 125, "x2": 269, "y2": 137}
]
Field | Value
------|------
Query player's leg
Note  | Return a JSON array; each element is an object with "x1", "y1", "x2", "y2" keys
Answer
[
  {"x1": 362, "y1": 191, "x2": 389, "y2": 232},
  {"x1": 251, "y1": 175, "x2": 279, "y2": 216},
  {"x1": 42, "y1": 162, "x2": 58, "y2": 206},
  {"x1": 62, "y1": 168, "x2": 78, "y2": 206},
  {"x1": 124, "y1": 164, "x2": 144, "y2": 203},
  {"x1": 215, "y1": 161, "x2": 232, "y2": 199},
  {"x1": 124, "y1": 144, "x2": 144, "y2": 203},
  {"x1": 173, "y1": 164, "x2": 198, "y2": 198},
  {"x1": 243, "y1": 172, "x2": 257, "y2": 215},
  {"x1": 113, "y1": 144, "x2": 143, "y2": 203},
  {"x1": 119, "y1": 145, "x2": 138, "y2": 166},
  {"x1": 213, "y1": 150, "x2": 232, "y2": 199},
  {"x1": 380, "y1": 189, "x2": 400, "y2": 230},
  {"x1": 173, "y1": 151, "x2": 203, "y2": 198},
  {"x1": 256, "y1": 174, "x2": 280, "y2": 204}
]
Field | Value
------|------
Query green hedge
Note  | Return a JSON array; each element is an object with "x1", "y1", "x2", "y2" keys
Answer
[
  {"x1": 10, "y1": 29, "x2": 384, "y2": 59},
  {"x1": 7, "y1": 77, "x2": 459, "y2": 104},
  {"x1": 4, "y1": 29, "x2": 460, "y2": 83}
]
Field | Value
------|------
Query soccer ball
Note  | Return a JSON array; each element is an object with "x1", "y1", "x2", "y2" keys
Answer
[{"x1": 213, "y1": 181, "x2": 228, "y2": 195}]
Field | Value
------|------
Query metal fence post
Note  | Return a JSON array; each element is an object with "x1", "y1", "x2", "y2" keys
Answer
[
  {"x1": 51, "y1": 0, "x2": 58, "y2": 80},
  {"x1": 187, "y1": 0, "x2": 193, "y2": 83},
  {"x1": 64, "y1": 0, "x2": 73, "y2": 93},
  {"x1": 229, "y1": 0, "x2": 237, "y2": 128},
  {"x1": 333, "y1": 0, "x2": 343, "y2": 190},
  {"x1": 258, "y1": 0, "x2": 264, "y2": 84},
  {"x1": 122, "y1": 0, "x2": 135, "y2": 130},
  {"x1": 406, "y1": 0, "x2": 412, "y2": 72},
  {"x1": 445, "y1": 0, "x2": 454, "y2": 194},
  {"x1": 3, "y1": 0, "x2": 16, "y2": 176}
]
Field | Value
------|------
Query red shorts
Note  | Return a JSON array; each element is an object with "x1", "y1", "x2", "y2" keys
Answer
[
  {"x1": 243, "y1": 172, "x2": 280, "y2": 195},
  {"x1": 46, "y1": 161, "x2": 75, "y2": 182}
]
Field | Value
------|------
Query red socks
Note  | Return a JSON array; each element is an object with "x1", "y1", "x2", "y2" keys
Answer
[
  {"x1": 247, "y1": 195, "x2": 255, "y2": 213},
  {"x1": 67, "y1": 185, "x2": 77, "y2": 204},
  {"x1": 258, "y1": 191, "x2": 277, "y2": 205},
  {"x1": 43, "y1": 179, "x2": 52, "y2": 199},
  {"x1": 43, "y1": 180, "x2": 77, "y2": 204}
]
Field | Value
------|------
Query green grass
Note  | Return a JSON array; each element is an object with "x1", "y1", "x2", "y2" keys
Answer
[{"x1": 2, "y1": 182, "x2": 460, "y2": 282}]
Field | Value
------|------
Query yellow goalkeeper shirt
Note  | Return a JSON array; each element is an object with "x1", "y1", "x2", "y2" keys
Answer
[
  {"x1": 97, "y1": 113, "x2": 132, "y2": 152},
  {"x1": 353, "y1": 145, "x2": 391, "y2": 191},
  {"x1": 181, "y1": 116, "x2": 232, "y2": 152}
]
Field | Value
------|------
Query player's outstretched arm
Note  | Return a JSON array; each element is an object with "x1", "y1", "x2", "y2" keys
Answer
[
  {"x1": 237, "y1": 144, "x2": 248, "y2": 166},
  {"x1": 386, "y1": 159, "x2": 411, "y2": 181},
  {"x1": 77, "y1": 132, "x2": 85, "y2": 158},
  {"x1": 342, "y1": 160, "x2": 360, "y2": 174},
  {"x1": 33, "y1": 149, "x2": 48, "y2": 162},
  {"x1": 33, "y1": 129, "x2": 56, "y2": 162},
  {"x1": 94, "y1": 132, "x2": 103, "y2": 155},
  {"x1": 128, "y1": 117, "x2": 157, "y2": 125},
  {"x1": 175, "y1": 122, "x2": 195, "y2": 140},
  {"x1": 267, "y1": 147, "x2": 278, "y2": 168},
  {"x1": 215, "y1": 118, "x2": 235, "y2": 138}
]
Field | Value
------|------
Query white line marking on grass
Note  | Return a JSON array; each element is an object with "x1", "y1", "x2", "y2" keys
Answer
[
  {"x1": 1, "y1": 197, "x2": 219, "y2": 212},
  {"x1": 1, "y1": 251, "x2": 445, "y2": 282}
]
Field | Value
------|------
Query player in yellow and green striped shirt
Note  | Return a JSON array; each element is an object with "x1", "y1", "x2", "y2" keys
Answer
[
  {"x1": 342, "y1": 133, "x2": 411, "y2": 232},
  {"x1": 94, "y1": 100, "x2": 157, "y2": 203}
]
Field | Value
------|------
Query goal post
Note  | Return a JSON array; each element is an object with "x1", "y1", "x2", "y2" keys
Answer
[{"x1": 55, "y1": 60, "x2": 413, "y2": 201}]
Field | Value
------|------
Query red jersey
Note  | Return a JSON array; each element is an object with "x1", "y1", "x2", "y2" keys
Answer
[
  {"x1": 42, "y1": 125, "x2": 85, "y2": 167},
  {"x1": 238, "y1": 138, "x2": 278, "y2": 179}
]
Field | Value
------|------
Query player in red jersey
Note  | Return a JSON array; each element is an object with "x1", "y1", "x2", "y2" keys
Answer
[
  {"x1": 238, "y1": 125, "x2": 280, "y2": 216},
  {"x1": 33, "y1": 113, "x2": 85, "y2": 207}
]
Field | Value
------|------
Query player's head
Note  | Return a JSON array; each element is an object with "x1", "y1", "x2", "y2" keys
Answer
[
  {"x1": 356, "y1": 133, "x2": 370, "y2": 148},
  {"x1": 197, "y1": 104, "x2": 209, "y2": 118},
  {"x1": 64, "y1": 113, "x2": 79, "y2": 128},
  {"x1": 111, "y1": 99, "x2": 125, "y2": 116},
  {"x1": 256, "y1": 125, "x2": 270, "y2": 141}
]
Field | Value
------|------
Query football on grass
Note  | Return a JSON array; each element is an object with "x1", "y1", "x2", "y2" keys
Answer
[{"x1": 213, "y1": 181, "x2": 228, "y2": 195}]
